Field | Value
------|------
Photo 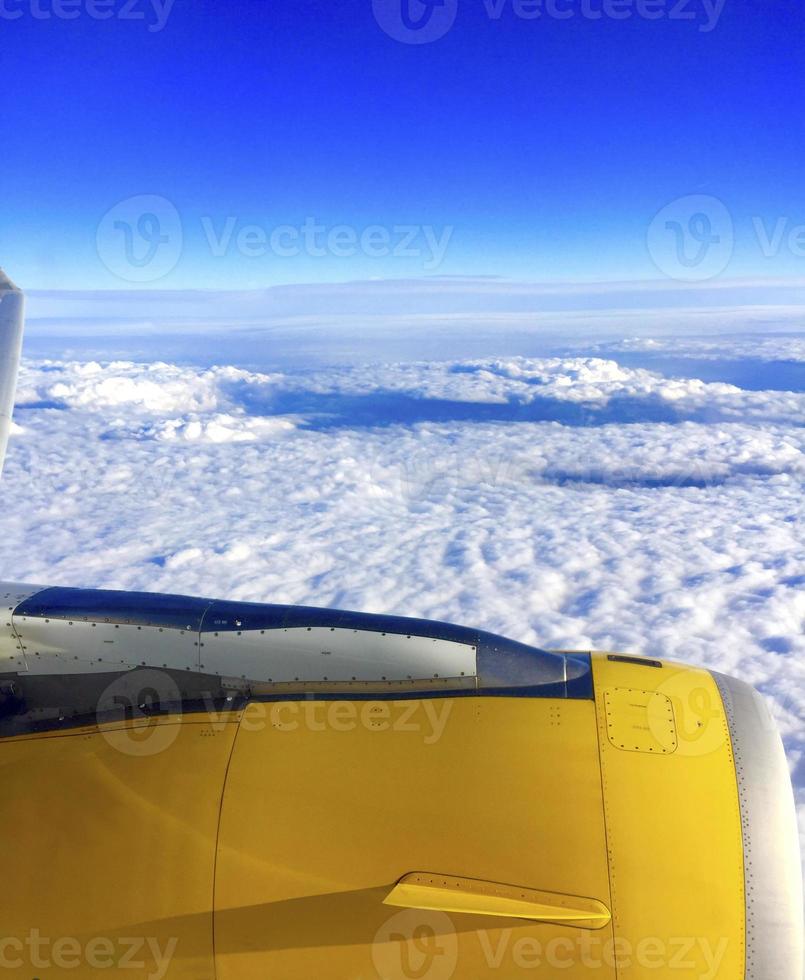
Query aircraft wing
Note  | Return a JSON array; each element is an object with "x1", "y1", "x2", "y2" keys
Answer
[{"x1": 0, "y1": 271, "x2": 25, "y2": 475}]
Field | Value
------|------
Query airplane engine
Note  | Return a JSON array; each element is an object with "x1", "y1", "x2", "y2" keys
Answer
[
  {"x1": 0, "y1": 273, "x2": 801, "y2": 978},
  {"x1": 0, "y1": 583, "x2": 801, "y2": 979}
]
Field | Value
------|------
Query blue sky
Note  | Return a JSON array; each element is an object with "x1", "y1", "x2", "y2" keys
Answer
[{"x1": 1, "y1": 0, "x2": 803, "y2": 289}]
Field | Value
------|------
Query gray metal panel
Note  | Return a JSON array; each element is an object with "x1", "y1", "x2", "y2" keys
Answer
[
  {"x1": 202, "y1": 626, "x2": 477, "y2": 683},
  {"x1": 712, "y1": 671, "x2": 804, "y2": 980},
  {"x1": 0, "y1": 583, "x2": 48, "y2": 672},
  {"x1": 0, "y1": 272, "x2": 24, "y2": 475},
  {"x1": 12, "y1": 616, "x2": 201, "y2": 674},
  {"x1": 9, "y1": 586, "x2": 590, "y2": 694}
]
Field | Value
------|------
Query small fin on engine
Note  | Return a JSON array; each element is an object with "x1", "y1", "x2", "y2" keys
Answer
[
  {"x1": 0, "y1": 270, "x2": 24, "y2": 475},
  {"x1": 383, "y1": 873, "x2": 611, "y2": 929}
]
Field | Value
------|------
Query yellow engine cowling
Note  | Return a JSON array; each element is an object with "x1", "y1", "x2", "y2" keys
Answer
[{"x1": 0, "y1": 651, "x2": 801, "y2": 979}]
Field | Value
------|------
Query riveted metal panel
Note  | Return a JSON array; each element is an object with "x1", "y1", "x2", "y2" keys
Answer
[
  {"x1": 14, "y1": 586, "x2": 211, "y2": 630},
  {"x1": 203, "y1": 599, "x2": 483, "y2": 642},
  {"x1": 603, "y1": 687, "x2": 678, "y2": 754},
  {"x1": 712, "y1": 671, "x2": 804, "y2": 980},
  {"x1": 4, "y1": 585, "x2": 592, "y2": 699},
  {"x1": 201, "y1": 626, "x2": 477, "y2": 683},
  {"x1": 11, "y1": 616, "x2": 201, "y2": 674},
  {"x1": 593, "y1": 655, "x2": 746, "y2": 980},
  {"x1": 0, "y1": 583, "x2": 48, "y2": 672}
]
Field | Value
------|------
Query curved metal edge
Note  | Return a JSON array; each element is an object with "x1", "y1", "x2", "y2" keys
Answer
[
  {"x1": 0, "y1": 274, "x2": 25, "y2": 476},
  {"x1": 0, "y1": 582, "x2": 49, "y2": 607},
  {"x1": 711, "y1": 670, "x2": 804, "y2": 980},
  {"x1": 10, "y1": 584, "x2": 594, "y2": 699},
  {"x1": 0, "y1": 583, "x2": 50, "y2": 673}
]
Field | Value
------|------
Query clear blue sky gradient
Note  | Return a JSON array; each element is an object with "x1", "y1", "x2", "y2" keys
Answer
[{"x1": 1, "y1": 0, "x2": 803, "y2": 288}]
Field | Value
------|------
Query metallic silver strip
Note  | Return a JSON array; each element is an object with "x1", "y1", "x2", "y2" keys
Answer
[
  {"x1": 0, "y1": 272, "x2": 25, "y2": 476},
  {"x1": 202, "y1": 625, "x2": 477, "y2": 684},
  {"x1": 711, "y1": 670, "x2": 804, "y2": 980}
]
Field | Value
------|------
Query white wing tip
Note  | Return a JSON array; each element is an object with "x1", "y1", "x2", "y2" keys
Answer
[{"x1": 0, "y1": 269, "x2": 20, "y2": 293}]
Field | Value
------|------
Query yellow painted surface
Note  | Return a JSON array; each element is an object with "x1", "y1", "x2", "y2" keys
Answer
[
  {"x1": 2, "y1": 658, "x2": 749, "y2": 980},
  {"x1": 385, "y1": 872, "x2": 612, "y2": 929},
  {"x1": 0, "y1": 714, "x2": 239, "y2": 979},
  {"x1": 215, "y1": 696, "x2": 616, "y2": 980},
  {"x1": 603, "y1": 687, "x2": 677, "y2": 754},
  {"x1": 592, "y1": 655, "x2": 746, "y2": 980}
]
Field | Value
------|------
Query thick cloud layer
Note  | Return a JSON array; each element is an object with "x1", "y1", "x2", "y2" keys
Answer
[{"x1": 2, "y1": 350, "x2": 803, "y2": 862}]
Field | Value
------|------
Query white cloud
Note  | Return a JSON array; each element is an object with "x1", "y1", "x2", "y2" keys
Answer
[
  {"x1": 598, "y1": 335, "x2": 805, "y2": 362},
  {"x1": 2, "y1": 347, "x2": 803, "y2": 864},
  {"x1": 17, "y1": 360, "x2": 276, "y2": 414},
  {"x1": 147, "y1": 414, "x2": 297, "y2": 443}
]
